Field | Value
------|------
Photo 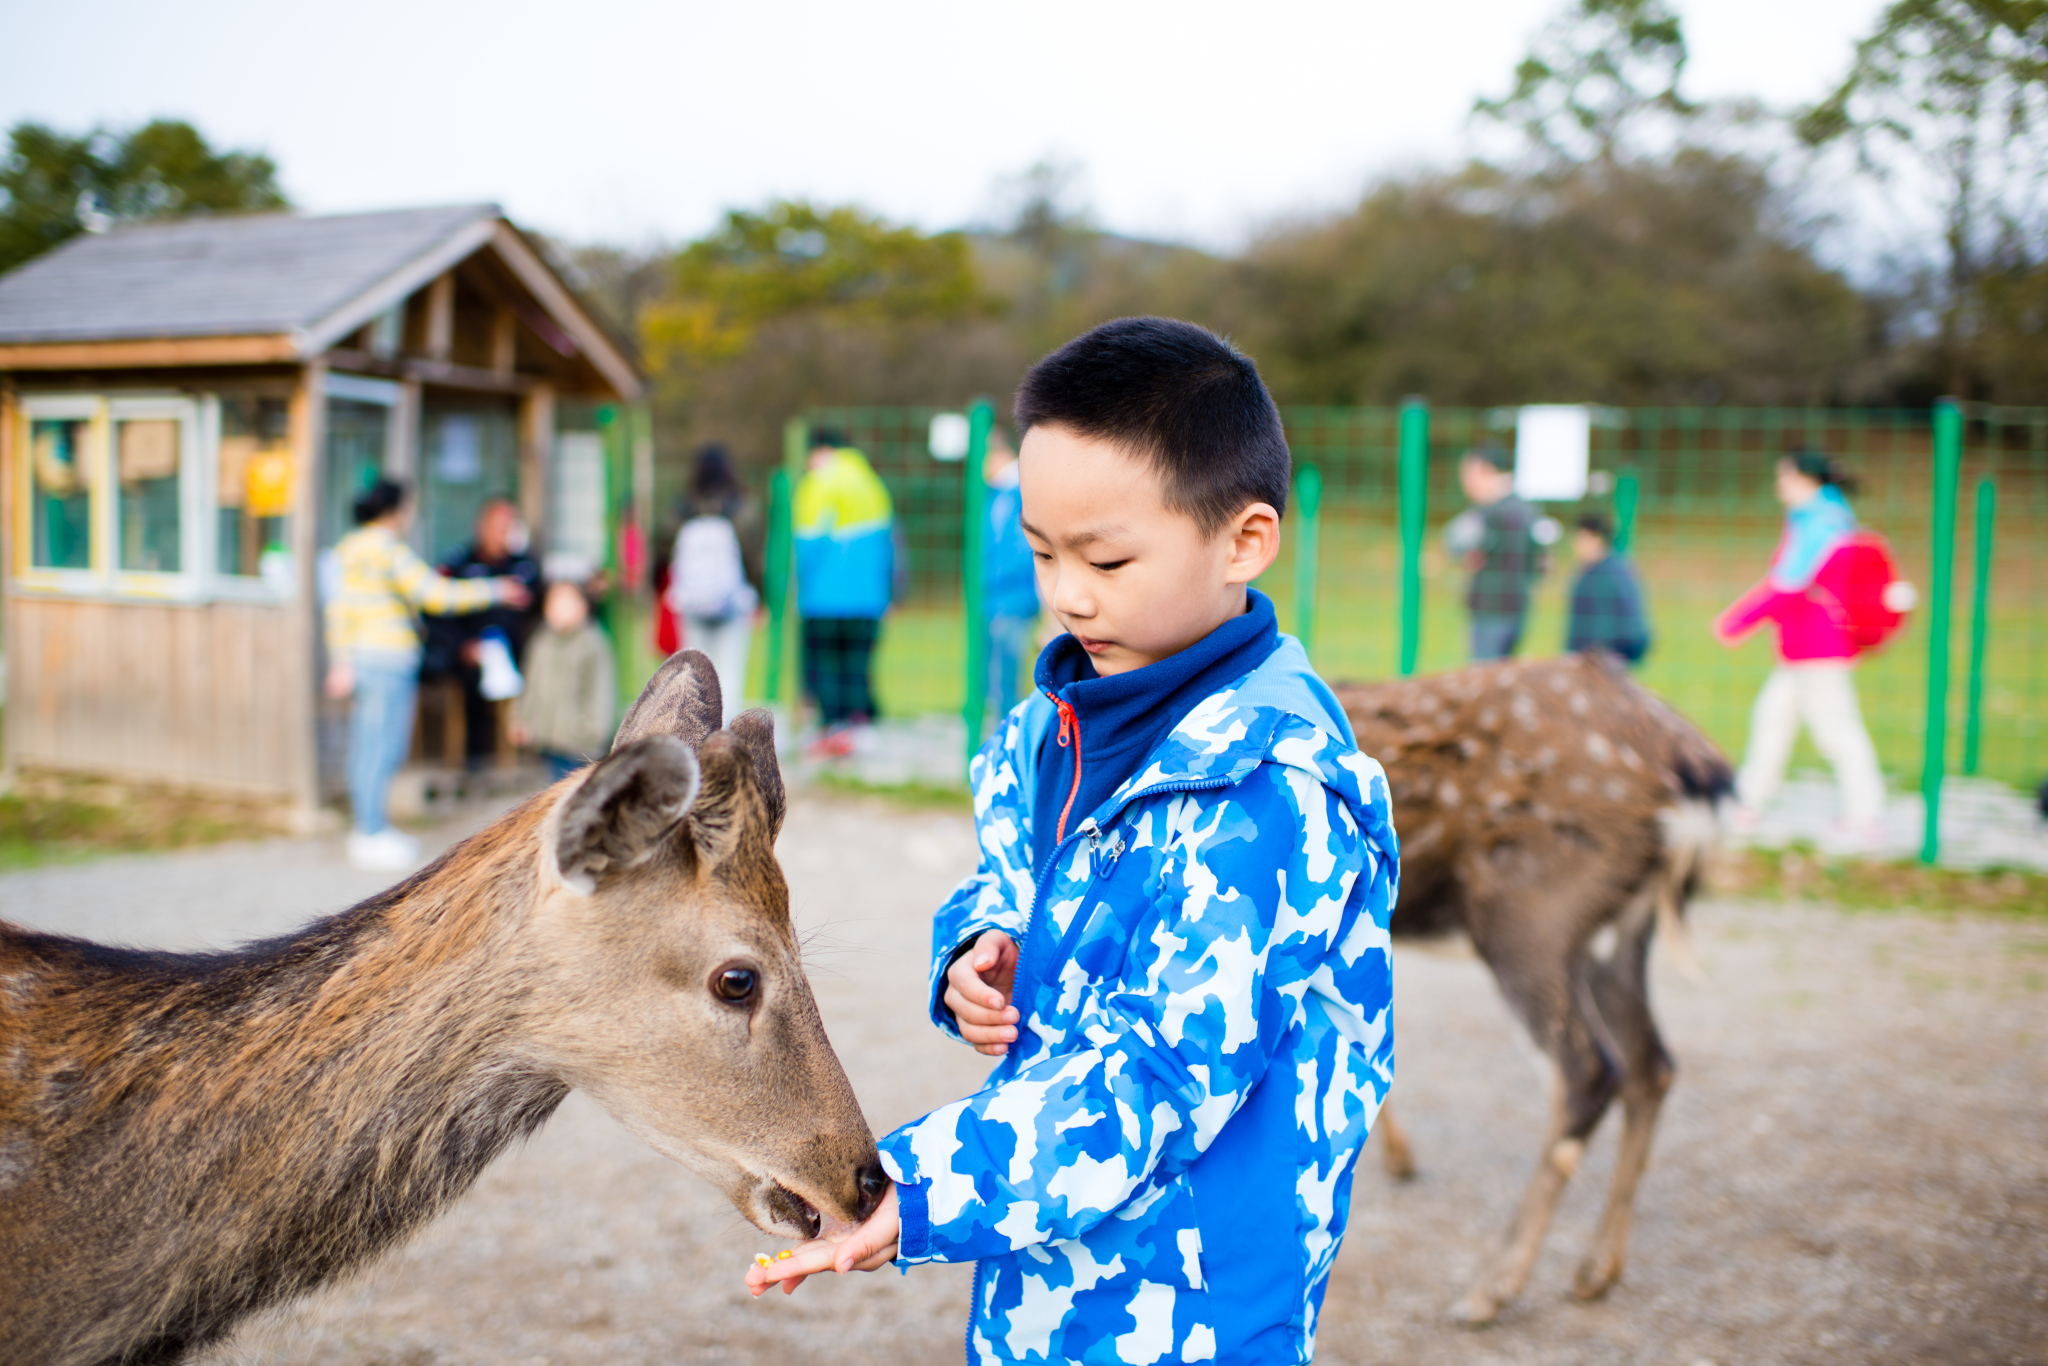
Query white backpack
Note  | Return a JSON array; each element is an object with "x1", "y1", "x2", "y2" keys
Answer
[{"x1": 670, "y1": 515, "x2": 756, "y2": 621}]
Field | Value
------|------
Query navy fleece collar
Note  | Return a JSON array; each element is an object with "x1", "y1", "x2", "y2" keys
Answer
[{"x1": 1030, "y1": 588, "x2": 1281, "y2": 873}]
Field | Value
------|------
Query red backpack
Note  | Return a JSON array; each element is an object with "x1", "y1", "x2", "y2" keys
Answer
[{"x1": 1813, "y1": 531, "x2": 1914, "y2": 653}]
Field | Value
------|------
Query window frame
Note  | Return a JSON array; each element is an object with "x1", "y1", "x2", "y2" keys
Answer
[{"x1": 11, "y1": 388, "x2": 300, "y2": 605}]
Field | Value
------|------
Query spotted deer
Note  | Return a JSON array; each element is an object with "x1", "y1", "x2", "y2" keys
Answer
[
  {"x1": 0, "y1": 651, "x2": 884, "y2": 1366},
  {"x1": 1335, "y1": 651, "x2": 1731, "y2": 1326}
]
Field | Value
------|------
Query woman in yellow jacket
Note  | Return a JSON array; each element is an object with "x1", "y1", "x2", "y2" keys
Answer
[{"x1": 324, "y1": 479, "x2": 529, "y2": 870}]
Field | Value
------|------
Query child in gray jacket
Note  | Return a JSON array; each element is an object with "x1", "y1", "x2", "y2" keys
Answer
[{"x1": 510, "y1": 582, "x2": 617, "y2": 779}]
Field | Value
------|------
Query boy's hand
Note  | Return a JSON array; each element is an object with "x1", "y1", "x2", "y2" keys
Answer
[
  {"x1": 944, "y1": 929, "x2": 1020, "y2": 1056},
  {"x1": 745, "y1": 1184, "x2": 900, "y2": 1297}
]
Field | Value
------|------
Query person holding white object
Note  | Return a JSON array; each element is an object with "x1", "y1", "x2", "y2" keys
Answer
[{"x1": 1716, "y1": 450, "x2": 1890, "y2": 848}]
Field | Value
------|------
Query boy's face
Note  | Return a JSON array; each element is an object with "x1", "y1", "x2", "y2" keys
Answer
[
  {"x1": 1573, "y1": 529, "x2": 1609, "y2": 566},
  {"x1": 544, "y1": 582, "x2": 588, "y2": 632},
  {"x1": 1018, "y1": 424, "x2": 1279, "y2": 677}
]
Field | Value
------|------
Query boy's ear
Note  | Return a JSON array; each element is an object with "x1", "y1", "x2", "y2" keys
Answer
[{"x1": 1223, "y1": 501, "x2": 1282, "y2": 586}]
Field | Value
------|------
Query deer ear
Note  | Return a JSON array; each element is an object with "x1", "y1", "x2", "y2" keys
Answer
[
  {"x1": 556, "y1": 735, "x2": 700, "y2": 893},
  {"x1": 724, "y1": 708, "x2": 785, "y2": 839},
  {"x1": 611, "y1": 649, "x2": 722, "y2": 754}
]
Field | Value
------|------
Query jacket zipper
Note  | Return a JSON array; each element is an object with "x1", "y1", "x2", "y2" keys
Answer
[{"x1": 1048, "y1": 689, "x2": 1083, "y2": 844}]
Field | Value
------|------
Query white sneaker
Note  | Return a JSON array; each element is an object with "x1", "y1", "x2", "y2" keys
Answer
[{"x1": 347, "y1": 828, "x2": 421, "y2": 871}]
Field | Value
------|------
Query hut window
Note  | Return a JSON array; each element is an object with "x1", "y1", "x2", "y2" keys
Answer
[
  {"x1": 217, "y1": 394, "x2": 294, "y2": 581},
  {"x1": 29, "y1": 416, "x2": 94, "y2": 570},
  {"x1": 114, "y1": 415, "x2": 184, "y2": 573}
]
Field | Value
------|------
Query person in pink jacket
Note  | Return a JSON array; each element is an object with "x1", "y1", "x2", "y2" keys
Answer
[{"x1": 1715, "y1": 450, "x2": 1885, "y2": 847}]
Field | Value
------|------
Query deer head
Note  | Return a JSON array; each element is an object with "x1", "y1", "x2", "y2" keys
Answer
[{"x1": 520, "y1": 651, "x2": 883, "y2": 1239}]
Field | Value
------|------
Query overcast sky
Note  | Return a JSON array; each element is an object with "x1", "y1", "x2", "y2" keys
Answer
[{"x1": 2, "y1": 0, "x2": 1889, "y2": 250}]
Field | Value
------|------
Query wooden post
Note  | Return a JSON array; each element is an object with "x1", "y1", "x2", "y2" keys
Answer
[
  {"x1": 490, "y1": 304, "x2": 517, "y2": 376},
  {"x1": 425, "y1": 273, "x2": 455, "y2": 362},
  {"x1": 0, "y1": 379, "x2": 17, "y2": 786},
  {"x1": 517, "y1": 382, "x2": 554, "y2": 542},
  {"x1": 389, "y1": 379, "x2": 421, "y2": 481},
  {"x1": 287, "y1": 361, "x2": 328, "y2": 824}
]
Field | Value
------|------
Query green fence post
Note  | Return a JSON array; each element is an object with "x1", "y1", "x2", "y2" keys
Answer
[
  {"x1": 1613, "y1": 468, "x2": 1640, "y2": 555},
  {"x1": 1962, "y1": 476, "x2": 1997, "y2": 777},
  {"x1": 770, "y1": 418, "x2": 805, "y2": 714},
  {"x1": 1397, "y1": 397, "x2": 1430, "y2": 676},
  {"x1": 960, "y1": 400, "x2": 995, "y2": 773},
  {"x1": 1293, "y1": 464, "x2": 1322, "y2": 657},
  {"x1": 763, "y1": 467, "x2": 794, "y2": 706},
  {"x1": 1921, "y1": 400, "x2": 1963, "y2": 864}
]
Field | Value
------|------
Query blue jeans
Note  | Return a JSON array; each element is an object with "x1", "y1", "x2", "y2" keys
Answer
[
  {"x1": 1470, "y1": 613, "x2": 1525, "y2": 662},
  {"x1": 986, "y1": 614, "x2": 1035, "y2": 717},
  {"x1": 348, "y1": 658, "x2": 418, "y2": 835}
]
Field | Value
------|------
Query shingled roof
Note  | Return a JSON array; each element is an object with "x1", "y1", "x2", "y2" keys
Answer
[{"x1": 0, "y1": 204, "x2": 508, "y2": 346}]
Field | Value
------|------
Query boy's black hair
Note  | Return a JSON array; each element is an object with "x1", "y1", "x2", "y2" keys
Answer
[
  {"x1": 1013, "y1": 317, "x2": 1289, "y2": 533},
  {"x1": 1577, "y1": 512, "x2": 1613, "y2": 540},
  {"x1": 353, "y1": 477, "x2": 407, "y2": 526},
  {"x1": 1465, "y1": 445, "x2": 1513, "y2": 472},
  {"x1": 810, "y1": 425, "x2": 848, "y2": 450}
]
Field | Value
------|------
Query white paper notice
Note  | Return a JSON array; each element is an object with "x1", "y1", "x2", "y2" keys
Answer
[{"x1": 1514, "y1": 405, "x2": 1591, "y2": 502}]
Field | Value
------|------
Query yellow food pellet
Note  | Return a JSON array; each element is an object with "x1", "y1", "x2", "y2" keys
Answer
[
  {"x1": 755, "y1": 1254, "x2": 772, "y2": 1267},
  {"x1": 778, "y1": 1250, "x2": 793, "y2": 1260}
]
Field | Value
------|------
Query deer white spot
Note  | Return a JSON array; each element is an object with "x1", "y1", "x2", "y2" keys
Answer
[
  {"x1": 1571, "y1": 690, "x2": 1590, "y2": 715},
  {"x1": 1589, "y1": 924, "x2": 1620, "y2": 961},
  {"x1": 1586, "y1": 732, "x2": 1614, "y2": 764},
  {"x1": 1439, "y1": 781, "x2": 1461, "y2": 806},
  {"x1": 1604, "y1": 778, "x2": 1628, "y2": 800}
]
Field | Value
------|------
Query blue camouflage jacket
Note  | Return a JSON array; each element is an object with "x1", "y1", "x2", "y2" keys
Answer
[{"x1": 876, "y1": 636, "x2": 1398, "y2": 1365}]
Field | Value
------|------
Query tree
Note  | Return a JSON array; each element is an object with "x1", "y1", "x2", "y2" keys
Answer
[
  {"x1": 1797, "y1": 0, "x2": 2048, "y2": 396},
  {"x1": 1475, "y1": 0, "x2": 1699, "y2": 165},
  {"x1": 0, "y1": 119, "x2": 288, "y2": 276}
]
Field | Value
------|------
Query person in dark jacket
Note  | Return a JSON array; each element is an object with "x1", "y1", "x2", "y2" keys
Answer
[
  {"x1": 1449, "y1": 446, "x2": 1542, "y2": 660},
  {"x1": 1565, "y1": 512, "x2": 1651, "y2": 663},
  {"x1": 424, "y1": 496, "x2": 541, "y2": 770}
]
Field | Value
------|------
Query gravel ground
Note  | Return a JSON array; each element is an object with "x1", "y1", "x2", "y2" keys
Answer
[{"x1": 3, "y1": 792, "x2": 2043, "y2": 1366}]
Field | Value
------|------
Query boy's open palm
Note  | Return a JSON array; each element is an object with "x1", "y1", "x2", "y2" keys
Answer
[
  {"x1": 744, "y1": 1185, "x2": 899, "y2": 1297},
  {"x1": 944, "y1": 930, "x2": 1020, "y2": 1056}
]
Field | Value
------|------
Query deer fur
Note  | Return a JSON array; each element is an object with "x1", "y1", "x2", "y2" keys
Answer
[
  {"x1": 0, "y1": 651, "x2": 882, "y2": 1366},
  {"x1": 1335, "y1": 651, "x2": 1731, "y2": 1327}
]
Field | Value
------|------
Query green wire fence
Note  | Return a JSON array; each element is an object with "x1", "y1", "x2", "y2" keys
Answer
[{"x1": 751, "y1": 403, "x2": 2047, "y2": 861}]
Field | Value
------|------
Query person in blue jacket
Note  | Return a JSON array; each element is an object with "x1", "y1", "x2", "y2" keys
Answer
[
  {"x1": 981, "y1": 425, "x2": 1042, "y2": 718},
  {"x1": 748, "y1": 318, "x2": 1399, "y2": 1365},
  {"x1": 794, "y1": 427, "x2": 896, "y2": 753}
]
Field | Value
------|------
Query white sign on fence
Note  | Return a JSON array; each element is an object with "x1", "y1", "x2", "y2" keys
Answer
[
  {"x1": 929, "y1": 412, "x2": 970, "y2": 461},
  {"x1": 1514, "y1": 405, "x2": 1591, "y2": 502}
]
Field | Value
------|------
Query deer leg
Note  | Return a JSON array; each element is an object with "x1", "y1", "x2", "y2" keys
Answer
[
  {"x1": 1451, "y1": 952, "x2": 1620, "y2": 1327},
  {"x1": 1376, "y1": 1095, "x2": 1417, "y2": 1180},
  {"x1": 1571, "y1": 920, "x2": 1675, "y2": 1302}
]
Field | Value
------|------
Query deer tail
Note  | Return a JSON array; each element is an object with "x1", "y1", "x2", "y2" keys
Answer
[{"x1": 1655, "y1": 799, "x2": 1718, "y2": 983}]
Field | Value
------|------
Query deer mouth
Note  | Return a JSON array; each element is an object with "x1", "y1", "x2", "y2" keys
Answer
[{"x1": 765, "y1": 1182, "x2": 822, "y2": 1240}]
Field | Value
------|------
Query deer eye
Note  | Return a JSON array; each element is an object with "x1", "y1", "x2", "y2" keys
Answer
[{"x1": 713, "y1": 966, "x2": 758, "y2": 1004}]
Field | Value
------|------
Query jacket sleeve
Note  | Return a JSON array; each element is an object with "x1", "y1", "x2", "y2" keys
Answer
[
  {"x1": 925, "y1": 718, "x2": 1037, "y2": 1043},
  {"x1": 881, "y1": 762, "x2": 1382, "y2": 1265},
  {"x1": 390, "y1": 541, "x2": 499, "y2": 617},
  {"x1": 1715, "y1": 579, "x2": 1788, "y2": 645}
]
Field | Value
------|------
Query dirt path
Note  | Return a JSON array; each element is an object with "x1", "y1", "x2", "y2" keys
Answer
[{"x1": 4, "y1": 793, "x2": 2041, "y2": 1366}]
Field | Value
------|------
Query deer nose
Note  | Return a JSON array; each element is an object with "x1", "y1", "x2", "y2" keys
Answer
[{"x1": 854, "y1": 1160, "x2": 889, "y2": 1221}]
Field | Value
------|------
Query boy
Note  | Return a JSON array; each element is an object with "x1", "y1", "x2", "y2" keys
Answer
[
  {"x1": 509, "y1": 580, "x2": 616, "y2": 780},
  {"x1": 1564, "y1": 512, "x2": 1651, "y2": 664},
  {"x1": 748, "y1": 318, "x2": 1398, "y2": 1365}
]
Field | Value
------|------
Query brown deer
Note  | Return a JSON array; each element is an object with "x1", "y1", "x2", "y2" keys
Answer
[
  {"x1": 1335, "y1": 651, "x2": 1730, "y2": 1327},
  {"x1": 0, "y1": 651, "x2": 884, "y2": 1366}
]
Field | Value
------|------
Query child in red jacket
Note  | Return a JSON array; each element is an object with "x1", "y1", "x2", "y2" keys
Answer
[{"x1": 1715, "y1": 450, "x2": 1887, "y2": 849}]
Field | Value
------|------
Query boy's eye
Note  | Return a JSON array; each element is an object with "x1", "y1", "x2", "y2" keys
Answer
[{"x1": 1091, "y1": 559, "x2": 1130, "y2": 572}]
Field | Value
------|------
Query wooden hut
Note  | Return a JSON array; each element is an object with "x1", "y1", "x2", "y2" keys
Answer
[{"x1": 0, "y1": 204, "x2": 643, "y2": 819}]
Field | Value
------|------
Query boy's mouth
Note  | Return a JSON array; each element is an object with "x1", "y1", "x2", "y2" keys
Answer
[{"x1": 1076, "y1": 635, "x2": 1113, "y2": 655}]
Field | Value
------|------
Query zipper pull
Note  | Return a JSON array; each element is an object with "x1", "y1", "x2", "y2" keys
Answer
[{"x1": 1078, "y1": 817, "x2": 1100, "y2": 845}]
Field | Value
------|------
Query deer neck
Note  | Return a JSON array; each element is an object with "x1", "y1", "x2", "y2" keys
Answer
[{"x1": 3, "y1": 813, "x2": 568, "y2": 1360}]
